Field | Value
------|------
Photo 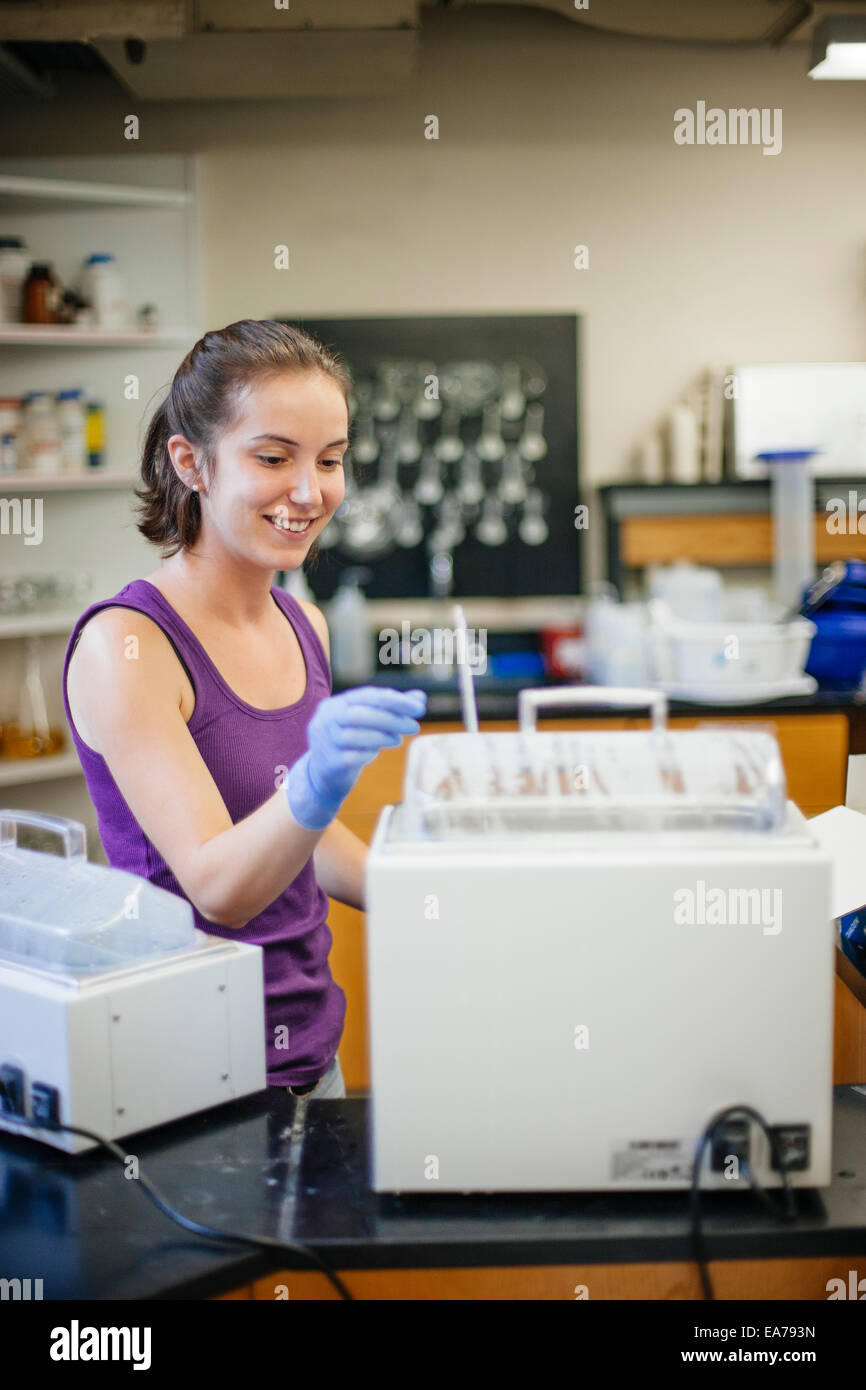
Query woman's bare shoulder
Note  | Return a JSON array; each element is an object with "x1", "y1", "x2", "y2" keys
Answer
[
  {"x1": 67, "y1": 604, "x2": 186, "y2": 752},
  {"x1": 296, "y1": 597, "x2": 331, "y2": 660}
]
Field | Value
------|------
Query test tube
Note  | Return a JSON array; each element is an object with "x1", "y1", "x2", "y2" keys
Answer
[{"x1": 452, "y1": 603, "x2": 479, "y2": 734}]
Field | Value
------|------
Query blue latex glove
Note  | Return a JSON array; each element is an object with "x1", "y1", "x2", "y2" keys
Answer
[{"x1": 286, "y1": 686, "x2": 427, "y2": 830}]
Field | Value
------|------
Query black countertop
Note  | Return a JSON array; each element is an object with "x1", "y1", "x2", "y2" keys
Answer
[
  {"x1": 3, "y1": 1088, "x2": 866, "y2": 1300},
  {"x1": 331, "y1": 673, "x2": 866, "y2": 722}
]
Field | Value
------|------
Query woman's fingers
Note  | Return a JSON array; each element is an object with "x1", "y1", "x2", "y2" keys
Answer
[
  {"x1": 328, "y1": 725, "x2": 410, "y2": 752},
  {"x1": 343, "y1": 686, "x2": 427, "y2": 710},
  {"x1": 313, "y1": 687, "x2": 426, "y2": 740}
]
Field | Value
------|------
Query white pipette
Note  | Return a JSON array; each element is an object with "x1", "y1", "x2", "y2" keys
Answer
[{"x1": 452, "y1": 603, "x2": 479, "y2": 734}]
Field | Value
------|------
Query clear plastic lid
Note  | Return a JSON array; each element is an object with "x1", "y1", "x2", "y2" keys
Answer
[
  {"x1": 0, "y1": 811, "x2": 196, "y2": 977},
  {"x1": 396, "y1": 727, "x2": 787, "y2": 840}
]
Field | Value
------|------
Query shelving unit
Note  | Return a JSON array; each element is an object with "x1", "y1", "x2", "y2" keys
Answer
[
  {"x1": 599, "y1": 479, "x2": 866, "y2": 594},
  {"x1": 0, "y1": 155, "x2": 201, "y2": 802}
]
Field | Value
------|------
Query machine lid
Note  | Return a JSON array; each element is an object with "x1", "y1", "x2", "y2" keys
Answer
[
  {"x1": 0, "y1": 810, "x2": 196, "y2": 977},
  {"x1": 398, "y1": 727, "x2": 787, "y2": 839}
]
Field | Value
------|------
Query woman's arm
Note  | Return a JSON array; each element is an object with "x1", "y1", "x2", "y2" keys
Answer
[
  {"x1": 69, "y1": 607, "x2": 327, "y2": 929},
  {"x1": 68, "y1": 606, "x2": 420, "y2": 930},
  {"x1": 313, "y1": 818, "x2": 368, "y2": 911}
]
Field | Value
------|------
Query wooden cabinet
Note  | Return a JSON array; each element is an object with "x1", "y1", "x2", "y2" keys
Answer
[
  {"x1": 328, "y1": 712, "x2": 854, "y2": 1091},
  {"x1": 219, "y1": 1253, "x2": 856, "y2": 1300}
]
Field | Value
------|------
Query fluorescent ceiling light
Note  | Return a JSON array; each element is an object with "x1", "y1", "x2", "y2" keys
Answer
[{"x1": 809, "y1": 16, "x2": 866, "y2": 79}]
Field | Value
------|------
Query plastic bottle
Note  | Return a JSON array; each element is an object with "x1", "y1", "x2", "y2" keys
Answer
[
  {"x1": 56, "y1": 390, "x2": 86, "y2": 472},
  {"x1": 638, "y1": 429, "x2": 665, "y2": 484},
  {"x1": 85, "y1": 402, "x2": 105, "y2": 467},
  {"x1": 0, "y1": 237, "x2": 28, "y2": 323},
  {"x1": 278, "y1": 566, "x2": 314, "y2": 604},
  {"x1": 668, "y1": 401, "x2": 701, "y2": 483},
  {"x1": 23, "y1": 393, "x2": 62, "y2": 474},
  {"x1": 78, "y1": 254, "x2": 130, "y2": 329},
  {"x1": 327, "y1": 568, "x2": 376, "y2": 683},
  {"x1": 0, "y1": 397, "x2": 20, "y2": 470},
  {"x1": 0, "y1": 433, "x2": 16, "y2": 472}
]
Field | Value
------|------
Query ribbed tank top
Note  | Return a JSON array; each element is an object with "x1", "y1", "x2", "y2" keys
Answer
[{"x1": 61, "y1": 579, "x2": 346, "y2": 1087}]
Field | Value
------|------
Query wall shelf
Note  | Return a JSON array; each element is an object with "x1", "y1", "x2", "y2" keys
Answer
[
  {"x1": 0, "y1": 325, "x2": 192, "y2": 348},
  {"x1": 0, "y1": 470, "x2": 135, "y2": 490},
  {"x1": 0, "y1": 174, "x2": 192, "y2": 213},
  {"x1": 0, "y1": 750, "x2": 82, "y2": 787},
  {"x1": 0, "y1": 611, "x2": 82, "y2": 640}
]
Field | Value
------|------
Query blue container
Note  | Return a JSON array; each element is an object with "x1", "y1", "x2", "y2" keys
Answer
[{"x1": 805, "y1": 610, "x2": 866, "y2": 686}]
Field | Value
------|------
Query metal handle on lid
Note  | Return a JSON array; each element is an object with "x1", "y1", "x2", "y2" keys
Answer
[
  {"x1": 517, "y1": 686, "x2": 668, "y2": 735},
  {"x1": 0, "y1": 809, "x2": 87, "y2": 861}
]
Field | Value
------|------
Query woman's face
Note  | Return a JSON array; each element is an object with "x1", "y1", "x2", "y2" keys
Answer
[{"x1": 195, "y1": 369, "x2": 348, "y2": 569}]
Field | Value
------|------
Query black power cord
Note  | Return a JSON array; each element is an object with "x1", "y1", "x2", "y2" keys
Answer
[
  {"x1": 690, "y1": 1104, "x2": 799, "y2": 1301},
  {"x1": 0, "y1": 1091, "x2": 353, "y2": 1301}
]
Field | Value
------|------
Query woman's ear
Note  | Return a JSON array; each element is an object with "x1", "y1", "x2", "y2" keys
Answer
[{"x1": 166, "y1": 434, "x2": 201, "y2": 490}]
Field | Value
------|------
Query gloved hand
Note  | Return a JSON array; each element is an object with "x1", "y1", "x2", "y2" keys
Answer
[{"x1": 286, "y1": 686, "x2": 427, "y2": 830}]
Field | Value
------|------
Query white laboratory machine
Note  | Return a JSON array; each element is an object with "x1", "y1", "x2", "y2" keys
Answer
[
  {"x1": 0, "y1": 811, "x2": 266, "y2": 1154},
  {"x1": 365, "y1": 688, "x2": 835, "y2": 1192}
]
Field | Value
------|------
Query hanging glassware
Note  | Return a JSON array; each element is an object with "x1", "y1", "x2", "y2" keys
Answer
[
  {"x1": 433, "y1": 408, "x2": 464, "y2": 465},
  {"x1": 414, "y1": 449, "x2": 444, "y2": 506},
  {"x1": 396, "y1": 405, "x2": 422, "y2": 465},
  {"x1": 498, "y1": 445, "x2": 528, "y2": 505},
  {"x1": 475, "y1": 494, "x2": 508, "y2": 546},
  {"x1": 518, "y1": 402, "x2": 548, "y2": 463},
  {"x1": 477, "y1": 402, "x2": 506, "y2": 463},
  {"x1": 499, "y1": 362, "x2": 527, "y2": 422},
  {"x1": 518, "y1": 488, "x2": 549, "y2": 546}
]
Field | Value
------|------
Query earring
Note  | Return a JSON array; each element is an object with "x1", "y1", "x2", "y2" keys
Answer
[{"x1": 192, "y1": 484, "x2": 199, "y2": 492}]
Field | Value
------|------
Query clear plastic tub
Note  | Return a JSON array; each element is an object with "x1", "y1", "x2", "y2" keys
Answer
[
  {"x1": 648, "y1": 612, "x2": 816, "y2": 686},
  {"x1": 0, "y1": 810, "x2": 196, "y2": 976},
  {"x1": 398, "y1": 715, "x2": 787, "y2": 841}
]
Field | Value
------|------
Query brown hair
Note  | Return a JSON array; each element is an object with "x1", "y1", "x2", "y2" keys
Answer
[{"x1": 135, "y1": 319, "x2": 353, "y2": 557}]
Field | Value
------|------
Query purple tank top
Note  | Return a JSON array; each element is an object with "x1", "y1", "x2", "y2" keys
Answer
[{"x1": 61, "y1": 579, "x2": 346, "y2": 1087}]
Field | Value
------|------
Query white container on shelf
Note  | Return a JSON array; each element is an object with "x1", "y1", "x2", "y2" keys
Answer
[
  {"x1": 56, "y1": 389, "x2": 86, "y2": 472},
  {"x1": 22, "y1": 392, "x2": 61, "y2": 474},
  {"x1": 637, "y1": 430, "x2": 665, "y2": 484},
  {"x1": 78, "y1": 254, "x2": 131, "y2": 329},
  {"x1": 668, "y1": 401, "x2": 701, "y2": 483},
  {"x1": 0, "y1": 237, "x2": 28, "y2": 323}
]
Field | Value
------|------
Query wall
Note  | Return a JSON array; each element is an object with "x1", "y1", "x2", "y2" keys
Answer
[{"x1": 1, "y1": 4, "x2": 864, "y2": 576}]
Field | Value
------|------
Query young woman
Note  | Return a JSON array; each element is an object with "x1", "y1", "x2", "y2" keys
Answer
[{"x1": 62, "y1": 319, "x2": 426, "y2": 1101}]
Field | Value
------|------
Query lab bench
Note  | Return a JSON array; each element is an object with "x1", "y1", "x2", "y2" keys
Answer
[
  {"x1": 326, "y1": 686, "x2": 866, "y2": 1091},
  {"x1": 2, "y1": 1087, "x2": 865, "y2": 1301}
]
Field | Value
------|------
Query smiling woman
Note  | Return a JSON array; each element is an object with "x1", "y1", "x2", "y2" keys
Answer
[
  {"x1": 134, "y1": 319, "x2": 352, "y2": 561},
  {"x1": 62, "y1": 319, "x2": 427, "y2": 1096}
]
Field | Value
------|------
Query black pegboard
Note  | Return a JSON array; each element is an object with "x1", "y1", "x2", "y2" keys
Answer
[{"x1": 274, "y1": 313, "x2": 580, "y2": 600}]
